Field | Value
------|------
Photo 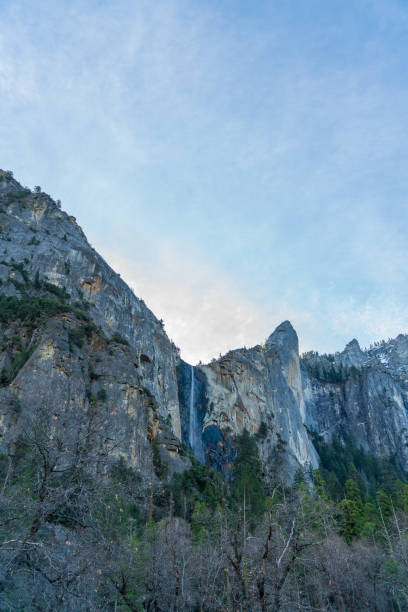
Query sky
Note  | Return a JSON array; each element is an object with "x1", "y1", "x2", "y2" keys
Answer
[{"x1": 1, "y1": 0, "x2": 408, "y2": 363}]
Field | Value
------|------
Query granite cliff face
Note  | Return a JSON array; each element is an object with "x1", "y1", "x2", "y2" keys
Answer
[
  {"x1": 181, "y1": 321, "x2": 320, "y2": 482},
  {"x1": 302, "y1": 336, "x2": 408, "y2": 470},
  {"x1": 1, "y1": 168, "x2": 408, "y2": 486},
  {"x1": 0, "y1": 170, "x2": 187, "y2": 483},
  {"x1": 182, "y1": 326, "x2": 408, "y2": 479}
]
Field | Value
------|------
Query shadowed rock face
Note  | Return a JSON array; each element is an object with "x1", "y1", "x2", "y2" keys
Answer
[{"x1": 1, "y1": 168, "x2": 408, "y2": 485}]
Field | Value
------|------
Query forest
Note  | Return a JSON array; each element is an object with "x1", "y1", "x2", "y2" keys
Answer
[{"x1": 1, "y1": 407, "x2": 408, "y2": 611}]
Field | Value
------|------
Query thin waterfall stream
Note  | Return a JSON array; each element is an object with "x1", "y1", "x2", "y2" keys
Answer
[
  {"x1": 189, "y1": 364, "x2": 196, "y2": 451},
  {"x1": 188, "y1": 364, "x2": 205, "y2": 462}
]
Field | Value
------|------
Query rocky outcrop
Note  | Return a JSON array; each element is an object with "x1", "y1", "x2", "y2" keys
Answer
[
  {"x1": 178, "y1": 321, "x2": 320, "y2": 481},
  {"x1": 181, "y1": 323, "x2": 408, "y2": 478},
  {"x1": 0, "y1": 170, "x2": 187, "y2": 482},
  {"x1": 302, "y1": 337, "x2": 408, "y2": 470}
]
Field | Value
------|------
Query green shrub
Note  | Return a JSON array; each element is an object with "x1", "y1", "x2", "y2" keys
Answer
[
  {"x1": 74, "y1": 300, "x2": 90, "y2": 311},
  {"x1": 86, "y1": 391, "x2": 97, "y2": 404},
  {"x1": 10, "y1": 335, "x2": 23, "y2": 351},
  {"x1": 68, "y1": 328, "x2": 86, "y2": 348},
  {"x1": 255, "y1": 421, "x2": 268, "y2": 439},
  {"x1": 68, "y1": 322, "x2": 98, "y2": 350},
  {"x1": 43, "y1": 281, "x2": 69, "y2": 300},
  {"x1": 110, "y1": 332, "x2": 129, "y2": 346},
  {"x1": 9, "y1": 262, "x2": 29, "y2": 283},
  {"x1": 1, "y1": 345, "x2": 36, "y2": 385},
  {"x1": 5, "y1": 189, "x2": 30, "y2": 203},
  {"x1": 151, "y1": 438, "x2": 168, "y2": 480},
  {"x1": 97, "y1": 389, "x2": 107, "y2": 401},
  {"x1": 0, "y1": 295, "x2": 70, "y2": 325},
  {"x1": 8, "y1": 277, "x2": 26, "y2": 292}
]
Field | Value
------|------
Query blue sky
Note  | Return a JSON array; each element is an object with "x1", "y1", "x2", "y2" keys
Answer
[{"x1": 1, "y1": 0, "x2": 408, "y2": 363}]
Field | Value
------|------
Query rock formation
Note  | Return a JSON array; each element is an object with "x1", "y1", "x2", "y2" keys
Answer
[
  {"x1": 0, "y1": 170, "x2": 187, "y2": 483},
  {"x1": 1, "y1": 168, "x2": 408, "y2": 485}
]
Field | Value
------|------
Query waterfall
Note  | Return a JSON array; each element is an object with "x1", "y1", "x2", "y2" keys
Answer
[
  {"x1": 187, "y1": 364, "x2": 205, "y2": 462},
  {"x1": 189, "y1": 364, "x2": 196, "y2": 451}
]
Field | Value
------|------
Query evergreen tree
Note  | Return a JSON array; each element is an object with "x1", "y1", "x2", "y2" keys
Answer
[
  {"x1": 313, "y1": 468, "x2": 328, "y2": 500},
  {"x1": 232, "y1": 429, "x2": 266, "y2": 519},
  {"x1": 395, "y1": 479, "x2": 408, "y2": 512},
  {"x1": 345, "y1": 478, "x2": 363, "y2": 512},
  {"x1": 191, "y1": 500, "x2": 212, "y2": 543},
  {"x1": 376, "y1": 489, "x2": 393, "y2": 520},
  {"x1": 360, "y1": 501, "x2": 379, "y2": 538},
  {"x1": 339, "y1": 498, "x2": 362, "y2": 542},
  {"x1": 339, "y1": 479, "x2": 364, "y2": 542}
]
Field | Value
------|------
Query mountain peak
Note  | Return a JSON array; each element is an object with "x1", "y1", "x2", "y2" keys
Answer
[
  {"x1": 266, "y1": 320, "x2": 298, "y2": 353},
  {"x1": 337, "y1": 337, "x2": 364, "y2": 367},
  {"x1": 345, "y1": 338, "x2": 361, "y2": 351}
]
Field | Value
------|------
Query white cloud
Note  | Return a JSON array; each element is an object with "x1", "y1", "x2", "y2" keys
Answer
[
  {"x1": 96, "y1": 239, "x2": 408, "y2": 364},
  {"x1": 98, "y1": 245, "x2": 358, "y2": 363},
  {"x1": 326, "y1": 295, "x2": 408, "y2": 350},
  {"x1": 102, "y1": 245, "x2": 274, "y2": 364}
]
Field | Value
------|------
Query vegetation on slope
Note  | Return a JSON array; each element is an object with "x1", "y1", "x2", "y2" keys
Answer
[
  {"x1": 1, "y1": 417, "x2": 408, "y2": 610},
  {"x1": 0, "y1": 264, "x2": 101, "y2": 385}
]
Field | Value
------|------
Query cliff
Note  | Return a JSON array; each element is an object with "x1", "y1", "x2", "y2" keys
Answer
[
  {"x1": 302, "y1": 336, "x2": 408, "y2": 470},
  {"x1": 0, "y1": 170, "x2": 188, "y2": 483},
  {"x1": 186, "y1": 321, "x2": 319, "y2": 482},
  {"x1": 1, "y1": 168, "x2": 408, "y2": 487},
  {"x1": 183, "y1": 325, "x2": 408, "y2": 479}
]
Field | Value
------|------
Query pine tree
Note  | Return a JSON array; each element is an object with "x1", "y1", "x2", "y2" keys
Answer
[
  {"x1": 313, "y1": 469, "x2": 328, "y2": 500},
  {"x1": 232, "y1": 429, "x2": 266, "y2": 520},
  {"x1": 376, "y1": 489, "x2": 393, "y2": 519},
  {"x1": 339, "y1": 479, "x2": 364, "y2": 542},
  {"x1": 339, "y1": 498, "x2": 362, "y2": 542},
  {"x1": 191, "y1": 500, "x2": 212, "y2": 543}
]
